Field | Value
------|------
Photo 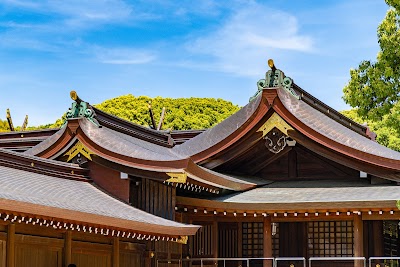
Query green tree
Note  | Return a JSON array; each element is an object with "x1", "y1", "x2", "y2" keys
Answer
[
  {"x1": 95, "y1": 95, "x2": 240, "y2": 130},
  {"x1": 342, "y1": 0, "x2": 400, "y2": 151},
  {"x1": 343, "y1": 0, "x2": 400, "y2": 121},
  {"x1": 0, "y1": 119, "x2": 10, "y2": 132},
  {"x1": 341, "y1": 109, "x2": 400, "y2": 152}
]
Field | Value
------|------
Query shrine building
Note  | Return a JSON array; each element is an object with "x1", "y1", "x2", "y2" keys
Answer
[{"x1": 0, "y1": 60, "x2": 400, "y2": 267}]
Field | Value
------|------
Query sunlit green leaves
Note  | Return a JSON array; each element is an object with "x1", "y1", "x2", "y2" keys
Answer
[{"x1": 343, "y1": 1, "x2": 400, "y2": 120}]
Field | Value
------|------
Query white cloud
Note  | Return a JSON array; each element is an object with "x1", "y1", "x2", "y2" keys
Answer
[
  {"x1": 2, "y1": 0, "x2": 133, "y2": 27},
  {"x1": 93, "y1": 47, "x2": 157, "y2": 65},
  {"x1": 185, "y1": 3, "x2": 314, "y2": 77}
]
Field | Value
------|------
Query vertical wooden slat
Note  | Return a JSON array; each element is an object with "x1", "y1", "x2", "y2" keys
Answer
[
  {"x1": 354, "y1": 214, "x2": 363, "y2": 267},
  {"x1": 113, "y1": 237, "x2": 119, "y2": 267},
  {"x1": 288, "y1": 149, "x2": 297, "y2": 178},
  {"x1": 161, "y1": 186, "x2": 168, "y2": 218},
  {"x1": 64, "y1": 230, "x2": 72, "y2": 267},
  {"x1": 149, "y1": 181, "x2": 154, "y2": 215},
  {"x1": 145, "y1": 179, "x2": 150, "y2": 212},
  {"x1": 6, "y1": 224, "x2": 15, "y2": 267},
  {"x1": 212, "y1": 220, "x2": 218, "y2": 258},
  {"x1": 238, "y1": 222, "x2": 243, "y2": 257},
  {"x1": 171, "y1": 187, "x2": 176, "y2": 221}
]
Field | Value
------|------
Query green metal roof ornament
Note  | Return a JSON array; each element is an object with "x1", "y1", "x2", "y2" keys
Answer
[
  {"x1": 65, "y1": 91, "x2": 100, "y2": 127},
  {"x1": 250, "y1": 59, "x2": 300, "y2": 102}
]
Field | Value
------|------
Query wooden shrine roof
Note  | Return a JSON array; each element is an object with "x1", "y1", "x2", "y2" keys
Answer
[
  {"x1": 277, "y1": 88, "x2": 400, "y2": 161},
  {"x1": 177, "y1": 179, "x2": 400, "y2": 212},
  {"x1": 0, "y1": 128, "x2": 58, "y2": 152},
  {"x1": 0, "y1": 157, "x2": 199, "y2": 237}
]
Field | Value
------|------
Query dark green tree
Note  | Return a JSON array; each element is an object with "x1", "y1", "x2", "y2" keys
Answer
[
  {"x1": 342, "y1": 0, "x2": 400, "y2": 151},
  {"x1": 95, "y1": 95, "x2": 240, "y2": 130}
]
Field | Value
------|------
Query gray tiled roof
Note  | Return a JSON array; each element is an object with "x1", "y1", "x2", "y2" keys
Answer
[
  {"x1": 24, "y1": 126, "x2": 66, "y2": 156},
  {"x1": 80, "y1": 119, "x2": 185, "y2": 161},
  {"x1": 278, "y1": 88, "x2": 400, "y2": 160},
  {"x1": 217, "y1": 180, "x2": 400, "y2": 203},
  {"x1": 0, "y1": 164, "x2": 195, "y2": 229},
  {"x1": 172, "y1": 94, "x2": 262, "y2": 157}
]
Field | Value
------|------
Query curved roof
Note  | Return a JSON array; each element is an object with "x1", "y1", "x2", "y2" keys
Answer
[
  {"x1": 80, "y1": 118, "x2": 184, "y2": 161},
  {"x1": 278, "y1": 88, "x2": 400, "y2": 161},
  {"x1": 0, "y1": 164, "x2": 199, "y2": 237},
  {"x1": 177, "y1": 180, "x2": 400, "y2": 212},
  {"x1": 172, "y1": 95, "x2": 262, "y2": 157}
]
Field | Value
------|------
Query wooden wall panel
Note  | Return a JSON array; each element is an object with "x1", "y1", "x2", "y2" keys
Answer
[
  {"x1": 0, "y1": 240, "x2": 5, "y2": 267},
  {"x1": 120, "y1": 252, "x2": 142, "y2": 267},
  {"x1": 15, "y1": 244, "x2": 62, "y2": 267},
  {"x1": 72, "y1": 241, "x2": 112, "y2": 267},
  {"x1": 14, "y1": 234, "x2": 63, "y2": 267},
  {"x1": 130, "y1": 178, "x2": 176, "y2": 220},
  {"x1": 72, "y1": 252, "x2": 111, "y2": 267}
]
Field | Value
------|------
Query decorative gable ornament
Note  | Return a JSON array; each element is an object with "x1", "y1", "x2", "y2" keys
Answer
[
  {"x1": 250, "y1": 59, "x2": 300, "y2": 102},
  {"x1": 257, "y1": 113, "x2": 295, "y2": 154},
  {"x1": 64, "y1": 141, "x2": 94, "y2": 162}
]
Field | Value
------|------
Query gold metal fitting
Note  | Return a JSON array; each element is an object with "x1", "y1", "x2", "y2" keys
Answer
[
  {"x1": 268, "y1": 59, "x2": 276, "y2": 71},
  {"x1": 268, "y1": 59, "x2": 274, "y2": 68},
  {"x1": 70, "y1": 91, "x2": 78, "y2": 101}
]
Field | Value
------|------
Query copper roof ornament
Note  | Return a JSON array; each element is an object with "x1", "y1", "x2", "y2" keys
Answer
[
  {"x1": 250, "y1": 59, "x2": 300, "y2": 102},
  {"x1": 65, "y1": 91, "x2": 99, "y2": 127}
]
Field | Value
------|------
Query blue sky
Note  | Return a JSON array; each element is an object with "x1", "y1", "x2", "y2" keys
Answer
[{"x1": 0, "y1": 0, "x2": 390, "y2": 126}]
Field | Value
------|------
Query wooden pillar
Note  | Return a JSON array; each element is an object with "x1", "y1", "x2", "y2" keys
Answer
[
  {"x1": 263, "y1": 216, "x2": 273, "y2": 267},
  {"x1": 113, "y1": 237, "x2": 120, "y2": 267},
  {"x1": 354, "y1": 214, "x2": 364, "y2": 267},
  {"x1": 372, "y1": 221, "x2": 384, "y2": 257},
  {"x1": 64, "y1": 230, "x2": 72, "y2": 267},
  {"x1": 212, "y1": 220, "x2": 218, "y2": 258},
  {"x1": 7, "y1": 224, "x2": 15, "y2": 267}
]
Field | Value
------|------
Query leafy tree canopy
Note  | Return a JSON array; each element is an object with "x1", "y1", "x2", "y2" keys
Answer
[
  {"x1": 342, "y1": 0, "x2": 400, "y2": 151},
  {"x1": 95, "y1": 95, "x2": 240, "y2": 130},
  {"x1": 0, "y1": 119, "x2": 10, "y2": 132},
  {"x1": 343, "y1": 0, "x2": 400, "y2": 124},
  {"x1": 1, "y1": 95, "x2": 240, "y2": 132},
  {"x1": 341, "y1": 109, "x2": 400, "y2": 152}
]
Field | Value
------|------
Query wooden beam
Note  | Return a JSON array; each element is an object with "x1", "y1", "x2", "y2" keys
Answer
[
  {"x1": 148, "y1": 103, "x2": 156, "y2": 129},
  {"x1": 263, "y1": 216, "x2": 272, "y2": 267},
  {"x1": 157, "y1": 107, "x2": 166, "y2": 131},
  {"x1": 113, "y1": 237, "x2": 119, "y2": 267},
  {"x1": 7, "y1": 224, "x2": 15, "y2": 267},
  {"x1": 21, "y1": 115, "x2": 28, "y2": 131},
  {"x1": 64, "y1": 230, "x2": 72, "y2": 267},
  {"x1": 354, "y1": 214, "x2": 363, "y2": 267}
]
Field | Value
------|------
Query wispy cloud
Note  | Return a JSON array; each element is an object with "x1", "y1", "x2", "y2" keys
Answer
[
  {"x1": 93, "y1": 46, "x2": 157, "y2": 65},
  {"x1": 185, "y1": 3, "x2": 314, "y2": 76},
  {"x1": 2, "y1": 0, "x2": 133, "y2": 25}
]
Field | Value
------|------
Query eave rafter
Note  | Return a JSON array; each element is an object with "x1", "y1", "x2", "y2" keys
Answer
[{"x1": 0, "y1": 200, "x2": 193, "y2": 243}]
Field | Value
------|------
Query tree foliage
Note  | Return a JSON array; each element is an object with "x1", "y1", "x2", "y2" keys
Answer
[
  {"x1": 342, "y1": 0, "x2": 400, "y2": 151},
  {"x1": 343, "y1": 0, "x2": 400, "y2": 121},
  {"x1": 95, "y1": 95, "x2": 240, "y2": 130},
  {"x1": 0, "y1": 119, "x2": 10, "y2": 132},
  {"x1": 0, "y1": 95, "x2": 240, "y2": 132},
  {"x1": 341, "y1": 109, "x2": 400, "y2": 152}
]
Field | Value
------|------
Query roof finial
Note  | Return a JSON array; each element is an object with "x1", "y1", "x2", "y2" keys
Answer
[
  {"x1": 65, "y1": 91, "x2": 99, "y2": 127},
  {"x1": 268, "y1": 59, "x2": 276, "y2": 72},
  {"x1": 249, "y1": 58, "x2": 300, "y2": 102},
  {"x1": 70, "y1": 90, "x2": 82, "y2": 104}
]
